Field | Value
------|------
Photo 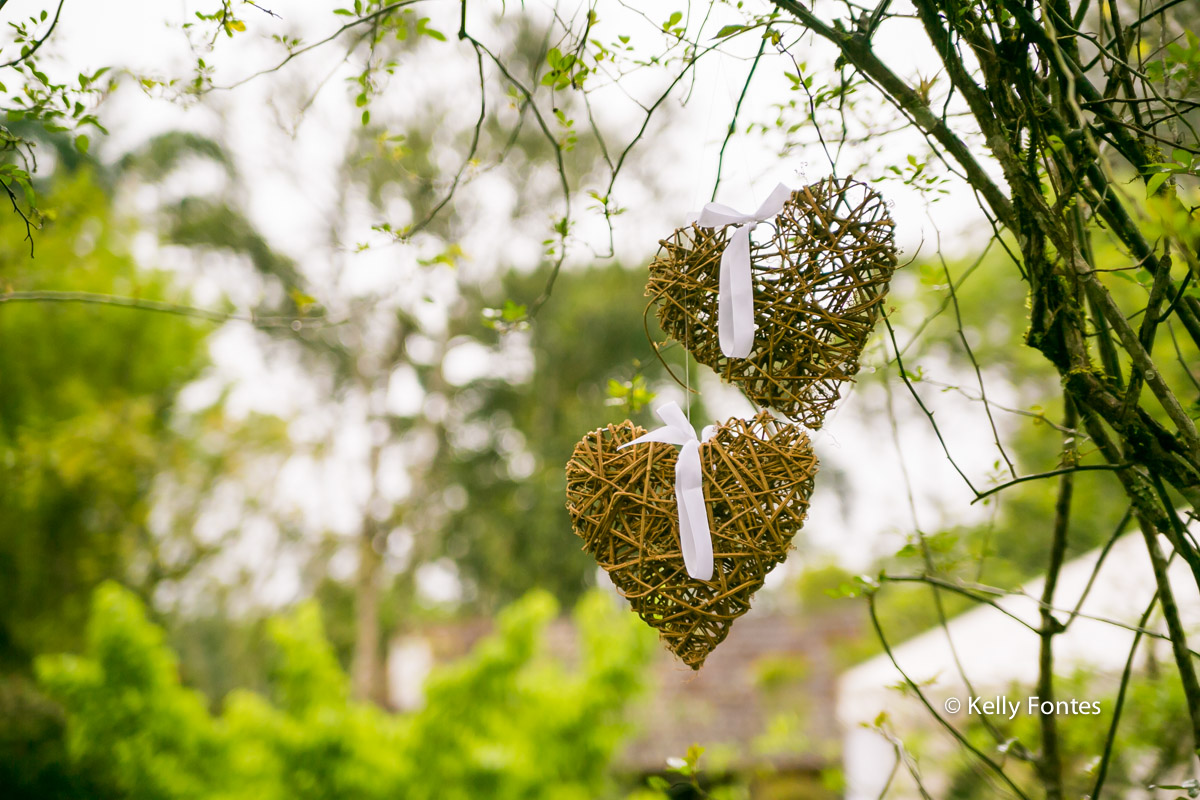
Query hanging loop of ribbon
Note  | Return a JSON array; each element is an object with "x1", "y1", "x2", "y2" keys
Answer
[
  {"x1": 695, "y1": 183, "x2": 793, "y2": 359},
  {"x1": 618, "y1": 401, "x2": 717, "y2": 581}
]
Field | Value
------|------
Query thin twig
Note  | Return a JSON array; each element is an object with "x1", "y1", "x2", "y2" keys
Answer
[
  {"x1": 971, "y1": 464, "x2": 1131, "y2": 505},
  {"x1": 214, "y1": 1, "x2": 424, "y2": 91},
  {"x1": 1089, "y1": 585, "x2": 1160, "y2": 798},
  {"x1": 934, "y1": 224, "x2": 1016, "y2": 478},
  {"x1": 0, "y1": 290, "x2": 332, "y2": 329},
  {"x1": 712, "y1": 32, "x2": 767, "y2": 202},
  {"x1": 1034, "y1": 397, "x2": 1076, "y2": 800},
  {"x1": 883, "y1": 312, "x2": 979, "y2": 495}
]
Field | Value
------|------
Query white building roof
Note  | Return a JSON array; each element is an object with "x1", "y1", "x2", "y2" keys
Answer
[{"x1": 837, "y1": 532, "x2": 1200, "y2": 799}]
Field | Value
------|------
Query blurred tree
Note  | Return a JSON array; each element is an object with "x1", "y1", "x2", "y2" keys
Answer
[
  {"x1": 0, "y1": 125, "x2": 301, "y2": 798},
  {"x1": 0, "y1": 167, "x2": 209, "y2": 800},
  {"x1": 0, "y1": 170, "x2": 208, "y2": 667}
]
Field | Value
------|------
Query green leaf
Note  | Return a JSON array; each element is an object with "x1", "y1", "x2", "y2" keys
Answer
[
  {"x1": 715, "y1": 24, "x2": 746, "y2": 38},
  {"x1": 663, "y1": 11, "x2": 683, "y2": 30},
  {"x1": 825, "y1": 581, "x2": 862, "y2": 598},
  {"x1": 1146, "y1": 171, "x2": 1170, "y2": 197},
  {"x1": 74, "y1": 134, "x2": 89, "y2": 154},
  {"x1": 500, "y1": 299, "x2": 526, "y2": 322},
  {"x1": 480, "y1": 300, "x2": 529, "y2": 331},
  {"x1": 646, "y1": 775, "x2": 671, "y2": 791},
  {"x1": 416, "y1": 17, "x2": 447, "y2": 42}
]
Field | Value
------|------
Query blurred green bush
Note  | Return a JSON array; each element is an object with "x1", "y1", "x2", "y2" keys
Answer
[{"x1": 35, "y1": 582, "x2": 653, "y2": 800}]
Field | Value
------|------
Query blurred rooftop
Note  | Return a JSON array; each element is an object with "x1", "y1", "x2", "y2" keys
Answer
[{"x1": 388, "y1": 599, "x2": 862, "y2": 796}]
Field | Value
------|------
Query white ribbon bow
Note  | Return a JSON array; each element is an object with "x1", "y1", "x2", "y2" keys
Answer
[
  {"x1": 618, "y1": 401, "x2": 717, "y2": 581},
  {"x1": 696, "y1": 183, "x2": 793, "y2": 359}
]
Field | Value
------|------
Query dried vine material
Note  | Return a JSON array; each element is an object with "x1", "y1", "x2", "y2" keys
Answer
[
  {"x1": 648, "y1": 176, "x2": 899, "y2": 428},
  {"x1": 564, "y1": 413, "x2": 818, "y2": 669}
]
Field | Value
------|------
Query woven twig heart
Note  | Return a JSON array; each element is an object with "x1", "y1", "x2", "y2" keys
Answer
[
  {"x1": 564, "y1": 413, "x2": 817, "y2": 669},
  {"x1": 648, "y1": 176, "x2": 899, "y2": 428}
]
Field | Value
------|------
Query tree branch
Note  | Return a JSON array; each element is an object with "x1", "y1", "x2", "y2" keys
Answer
[{"x1": 769, "y1": 0, "x2": 1015, "y2": 228}]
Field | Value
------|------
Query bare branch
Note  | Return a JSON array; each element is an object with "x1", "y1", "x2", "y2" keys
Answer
[{"x1": 0, "y1": 290, "x2": 334, "y2": 329}]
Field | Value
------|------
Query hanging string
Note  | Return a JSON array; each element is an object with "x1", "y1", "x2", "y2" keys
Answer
[{"x1": 685, "y1": 306, "x2": 692, "y2": 425}]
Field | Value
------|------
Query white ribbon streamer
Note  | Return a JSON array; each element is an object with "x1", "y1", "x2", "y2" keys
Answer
[
  {"x1": 618, "y1": 401, "x2": 717, "y2": 581},
  {"x1": 696, "y1": 183, "x2": 793, "y2": 359}
]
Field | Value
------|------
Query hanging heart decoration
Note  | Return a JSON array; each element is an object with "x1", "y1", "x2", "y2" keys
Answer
[
  {"x1": 647, "y1": 176, "x2": 899, "y2": 429},
  {"x1": 564, "y1": 411, "x2": 817, "y2": 669}
]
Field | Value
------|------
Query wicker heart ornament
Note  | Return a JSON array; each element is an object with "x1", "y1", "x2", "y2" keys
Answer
[
  {"x1": 565, "y1": 413, "x2": 817, "y2": 669},
  {"x1": 648, "y1": 176, "x2": 899, "y2": 428}
]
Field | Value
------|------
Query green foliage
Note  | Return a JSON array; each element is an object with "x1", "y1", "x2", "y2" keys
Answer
[
  {"x1": 482, "y1": 298, "x2": 530, "y2": 332},
  {"x1": 37, "y1": 582, "x2": 654, "y2": 800},
  {"x1": 876, "y1": 154, "x2": 951, "y2": 198},
  {"x1": 605, "y1": 373, "x2": 656, "y2": 414},
  {"x1": 36, "y1": 583, "x2": 226, "y2": 800},
  {"x1": 1144, "y1": 30, "x2": 1200, "y2": 92},
  {"x1": 0, "y1": 11, "x2": 110, "y2": 227},
  {"x1": 542, "y1": 47, "x2": 590, "y2": 91},
  {"x1": 792, "y1": 561, "x2": 860, "y2": 611}
]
